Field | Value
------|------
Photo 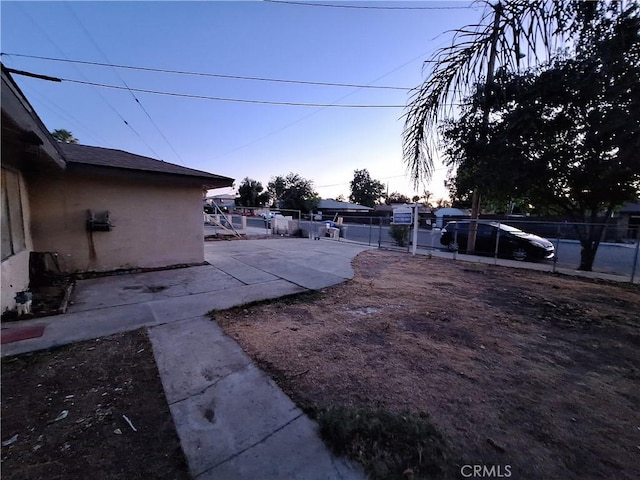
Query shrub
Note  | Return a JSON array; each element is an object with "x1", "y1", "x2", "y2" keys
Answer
[{"x1": 389, "y1": 224, "x2": 410, "y2": 246}]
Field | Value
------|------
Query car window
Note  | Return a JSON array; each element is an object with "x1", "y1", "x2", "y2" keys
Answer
[
  {"x1": 446, "y1": 222, "x2": 469, "y2": 232},
  {"x1": 476, "y1": 224, "x2": 495, "y2": 236}
]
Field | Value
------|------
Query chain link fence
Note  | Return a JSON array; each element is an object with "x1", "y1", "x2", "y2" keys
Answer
[{"x1": 303, "y1": 214, "x2": 640, "y2": 283}]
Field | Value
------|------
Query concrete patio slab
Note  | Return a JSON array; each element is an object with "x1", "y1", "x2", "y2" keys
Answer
[
  {"x1": 68, "y1": 265, "x2": 244, "y2": 313},
  {"x1": 204, "y1": 238, "x2": 371, "y2": 290},
  {"x1": 148, "y1": 279, "x2": 305, "y2": 324},
  {"x1": 231, "y1": 253, "x2": 346, "y2": 290},
  {"x1": 209, "y1": 256, "x2": 281, "y2": 285}
]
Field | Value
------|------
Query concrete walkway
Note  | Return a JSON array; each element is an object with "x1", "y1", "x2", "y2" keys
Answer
[{"x1": 1, "y1": 238, "x2": 371, "y2": 480}]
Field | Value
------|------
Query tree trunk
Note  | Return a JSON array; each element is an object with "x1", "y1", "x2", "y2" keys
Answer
[
  {"x1": 574, "y1": 212, "x2": 612, "y2": 271},
  {"x1": 578, "y1": 242, "x2": 597, "y2": 271}
]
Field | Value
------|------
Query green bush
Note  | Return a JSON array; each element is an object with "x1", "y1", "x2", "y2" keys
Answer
[{"x1": 389, "y1": 224, "x2": 410, "y2": 246}]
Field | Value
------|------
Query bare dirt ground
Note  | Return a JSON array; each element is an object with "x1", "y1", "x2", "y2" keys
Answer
[
  {"x1": 216, "y1": 249, "x2": 640, "y2": 480},
  {"x1": 1, "y1": 329, "x2": 189, "y2": 480}
]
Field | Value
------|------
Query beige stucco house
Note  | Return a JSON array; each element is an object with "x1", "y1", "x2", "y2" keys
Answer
[{"x1": 1, "y1": 65, "x2": 233, "y2": 313}]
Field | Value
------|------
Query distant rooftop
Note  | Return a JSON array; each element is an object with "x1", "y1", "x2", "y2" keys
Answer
[
  {"x1": 318, "y1": 199, "x2": 373, "y2": 211},
  {"x1": 206, "y1": 194, "x2": 237, "y2": 200}
]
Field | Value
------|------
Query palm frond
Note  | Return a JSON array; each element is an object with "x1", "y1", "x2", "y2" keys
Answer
[{"x1": 402, "y1": 0, "x2": 576, "y2": 188}]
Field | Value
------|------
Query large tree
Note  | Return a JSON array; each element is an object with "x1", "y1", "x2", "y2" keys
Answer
[
  {"x1": 349, "y1": 169, "x2": 385, "y2": 207},
  {"x1": 442, "y1": 4, "x2": 640, "y2": 270},
  {"x1": 402, "y1": 0, "x2": 603, "y2": 253},
  {"x1": 267, "y1": 173, "x2": 319, "y2": 213},
  {"x1": 237, "y1": 177, "x2": 269, "y2": 207},
  {"x1": 402, "y1": 0, "x2": 613, "y2": 184}
]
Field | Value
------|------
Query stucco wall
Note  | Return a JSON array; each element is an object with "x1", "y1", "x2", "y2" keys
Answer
[
  {"x1": 1, "y1": 169, "x2": 34, "y2": 312},
  {"x1": 28, "y1": 170, "x2": 205, "y2": 273}
]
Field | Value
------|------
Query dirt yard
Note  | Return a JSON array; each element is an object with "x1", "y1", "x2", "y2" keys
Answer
[
  {"x1": 1, "y1": 329, "x2": 189, "y2": 480},
  {"x1": 216, "y1": 249, "x2": 639, "y2": 480}
]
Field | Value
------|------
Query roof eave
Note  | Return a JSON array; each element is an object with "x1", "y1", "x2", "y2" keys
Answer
[
  {"x1": 1, "y1": 65, "x2": 66, "y2": 169},
  {"x1": 66, "y1": 161, "x2": 234, "y2": 188}
]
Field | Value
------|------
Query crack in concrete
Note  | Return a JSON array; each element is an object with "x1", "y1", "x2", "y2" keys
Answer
[
  {"x1": 228, "y1": 255, "x2": 313, "y2": 291},
  {"x1": 168, "y1": 361, "x2": 253, "y2": 406},
  {"x1": 193, "y1": 412, "x2": 305, "y2": 479}
]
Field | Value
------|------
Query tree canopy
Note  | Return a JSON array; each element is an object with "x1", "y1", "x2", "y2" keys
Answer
[
  {"x1": 237, "y1": 177, "x2": 269, "y2": 207},
  {"x1": 402, "y1": 0, "x2": 611, "y2": 186},
  {"x1": 267, "y1": 173, "x2": 319, "y2": 213},
  {"x1": 349, "y1": 169, "x2": 385, "y2": 207},
  {"x1": 385, "y1": 192, "x2": 411, "y2": 205}
]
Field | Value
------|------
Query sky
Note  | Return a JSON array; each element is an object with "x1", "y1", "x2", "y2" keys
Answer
[{"x1": 1, "y1": 0, "x2": 484, "y2": 201}]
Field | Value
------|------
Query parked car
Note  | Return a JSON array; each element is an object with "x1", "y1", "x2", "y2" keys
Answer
[{"x1": 440, "y1": 221, "x2": 555, "y2": 261}]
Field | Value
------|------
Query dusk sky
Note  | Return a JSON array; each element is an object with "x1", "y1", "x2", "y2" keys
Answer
[{"x1": 1, "y1": 1, "x2": 482, "y2": 201}]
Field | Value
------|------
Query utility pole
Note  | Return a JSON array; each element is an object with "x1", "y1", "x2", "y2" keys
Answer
[{"x1": 467, "y1": 2, "x2": 502, "y2": 254}]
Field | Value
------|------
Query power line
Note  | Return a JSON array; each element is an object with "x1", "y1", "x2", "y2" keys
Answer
[
  {"x1": 263, "y1": 0, "x2": 472, "y2": 10},
  {"x1": 12, "y1": 3, "x2": 163, "y2": 161},
  {"x1": 64, "y1": 3, "x2": 184, "y2": 164},
  {"x1": 211, "y1": 47, "x2": 434, "y2": 159},
  {"x1": 9, "y1": 68, "x2": 473, "y2": 109},
  {"x1": 1, "y1": 53, "x2": 413, "y2": 91},
  {"x1": 57, "y1": 76, "x2": 407, "y2": 108}
]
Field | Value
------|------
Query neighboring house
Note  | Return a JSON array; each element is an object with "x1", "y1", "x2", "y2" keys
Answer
[
  {"x1": 434, "y1": 207, "x2": 472, "y2": 228},
  {"x1": 204, "y1": 194, "x2": 236, "y2": 212},
  {"x1": 1, "y1": 65, "x2": 233, "y2": 313},
  {"x1": 317, "y1": 199, "x2": 373, "y2": 214}
]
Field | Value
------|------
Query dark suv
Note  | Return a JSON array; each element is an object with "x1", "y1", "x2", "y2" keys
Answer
[{"x1": 440, "y1": 221, "x2": 555, "y2": 261}]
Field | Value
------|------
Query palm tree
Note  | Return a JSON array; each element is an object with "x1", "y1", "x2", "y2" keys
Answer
[
  {"x1": 402, "y1": 0, "x2": 605, "y2": 186},
  {"x1": 51, "y1": 129, "x2": 78, "y2": 144}
]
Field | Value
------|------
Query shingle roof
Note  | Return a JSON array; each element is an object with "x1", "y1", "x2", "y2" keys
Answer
[
  {"x1": 318, "y1": 199, "x2": 373, "y2": 211},
  {"x1": 59, "y1": 143, "x2": 233, "y2": 187}
]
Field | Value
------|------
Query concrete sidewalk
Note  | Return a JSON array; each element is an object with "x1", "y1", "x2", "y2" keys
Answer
[{"x1": 1, "y1": 238, "x2": 371, "y2": 480}]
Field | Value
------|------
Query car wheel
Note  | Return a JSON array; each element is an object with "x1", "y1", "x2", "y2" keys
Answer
[
  {"x1": 512, "y1": 247, "x2": 528, "y2": 261},
  {"x1": 448, "y1": 241, "x2": 459, "y2": 252}
]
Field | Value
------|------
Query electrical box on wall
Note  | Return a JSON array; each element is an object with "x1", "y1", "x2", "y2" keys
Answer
[{"x1": 86, "y1": 209, "x2": 112, "y2": 232}]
